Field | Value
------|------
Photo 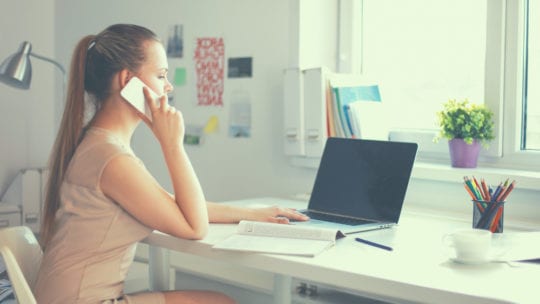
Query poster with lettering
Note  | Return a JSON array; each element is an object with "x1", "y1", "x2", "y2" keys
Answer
[{"x1": 194, "y1": 37, "x2": 225, "y2": 106}]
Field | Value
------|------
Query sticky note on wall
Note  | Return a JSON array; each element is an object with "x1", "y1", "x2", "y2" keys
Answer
[
  {"x1": 204, "y1": 115, "x2": 219, "y2": 134},
  {"x1": 174, "y1": 68, "x2": 186, "y2": 86}
]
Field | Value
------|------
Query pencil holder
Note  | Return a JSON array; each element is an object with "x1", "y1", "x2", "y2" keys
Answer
[{"x1": 472, "y1": 200, "x2": 505, "y2": 233}]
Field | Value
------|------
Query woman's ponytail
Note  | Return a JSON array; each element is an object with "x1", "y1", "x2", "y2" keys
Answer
[{"x1": 40, "y1": 35, "x2": 94, "y2": 248}]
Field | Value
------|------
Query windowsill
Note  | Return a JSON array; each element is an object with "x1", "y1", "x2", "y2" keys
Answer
[
  {"x1": 289, "y1": 156, "x2": 540, "y2": 191},
  {"x1": 412, "y1": 162, "x2": 540, "y2": 190},
  {"x1": 403, "y1": 204, "x2": 540, "y2": 231}
]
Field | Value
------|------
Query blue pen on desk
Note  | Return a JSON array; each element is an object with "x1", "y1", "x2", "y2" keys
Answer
[{"x1": 355, "y1": 237, "x2": 393, "y2": 251}]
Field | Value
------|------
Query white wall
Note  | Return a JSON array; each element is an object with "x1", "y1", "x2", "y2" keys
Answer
[
  {"x1": 0, "y1": 0, "x2": 55, "y2": 196},
  {"x1": 51, "y1": 0, "x2": 318, "y2": 202}
]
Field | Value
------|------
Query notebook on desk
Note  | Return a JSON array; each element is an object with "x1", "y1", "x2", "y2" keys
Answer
[{"x1": 295, "y1": 137, "x2": 418, "y2": 234}]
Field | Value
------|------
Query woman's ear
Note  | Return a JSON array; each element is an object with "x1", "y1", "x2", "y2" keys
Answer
[{"x1": 118, "y1": 69, "x2": 133, "y2": 88}]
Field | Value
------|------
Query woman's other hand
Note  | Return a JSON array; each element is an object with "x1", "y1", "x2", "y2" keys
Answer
[{"x1": 247, "y1": 206, "x2": 310, "y2": 224}]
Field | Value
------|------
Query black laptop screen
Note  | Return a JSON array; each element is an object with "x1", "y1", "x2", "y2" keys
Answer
[{"x1": 308, "y1": 137, "x2": 418, "y2": 223}]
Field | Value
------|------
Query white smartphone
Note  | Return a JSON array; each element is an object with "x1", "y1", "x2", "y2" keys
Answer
[{"x1": 120, "y1": 77, "x2": 159, "y2": 120}]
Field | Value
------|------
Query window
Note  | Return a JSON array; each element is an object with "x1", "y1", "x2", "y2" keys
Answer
[
  {"x1": 524, "y1": 0, "x2": 540, "y2": 150},
  {"x1": 346, "y1": 0, "x2": 540, "y2": 171},
  {"x1": 360, "y1": 0, "x2": 486, "y2": 131}
]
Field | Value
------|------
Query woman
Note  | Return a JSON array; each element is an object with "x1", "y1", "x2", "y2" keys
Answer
[{"x1": 34, "y1": 24, "x2": 307, "y2": 304}]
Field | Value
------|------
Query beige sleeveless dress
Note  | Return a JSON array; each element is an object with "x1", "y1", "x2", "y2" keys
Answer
[{"x1": 34, "y1": 127, "x2": 165, "y2": 304}]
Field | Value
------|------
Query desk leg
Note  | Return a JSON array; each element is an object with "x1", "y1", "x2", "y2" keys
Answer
[
  {"x1": 273, "y1": 274, "x2": 292, "y2": 304},
  {"x1": 148, "y1": 245, "x2": 170, "y2": 291}
]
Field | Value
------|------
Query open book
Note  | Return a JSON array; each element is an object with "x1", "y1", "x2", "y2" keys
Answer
[{"x1": 213, "y1": 221, "x2": 346, "y2": 257}]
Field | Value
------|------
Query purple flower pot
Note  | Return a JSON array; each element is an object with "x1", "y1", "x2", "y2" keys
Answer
[{"x1": 448, "y1": 138, "x2": 481, "y2": 168}]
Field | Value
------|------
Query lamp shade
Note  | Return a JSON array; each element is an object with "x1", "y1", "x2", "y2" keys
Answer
[{"x1": 0, "y1": 41, "x2": 32, "y2": 89}]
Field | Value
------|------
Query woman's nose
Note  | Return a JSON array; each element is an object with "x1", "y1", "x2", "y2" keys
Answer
[{"x1": 165, "y1": 78, "x2": 173, "y2": 93}]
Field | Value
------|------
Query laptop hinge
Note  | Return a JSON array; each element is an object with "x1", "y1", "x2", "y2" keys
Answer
[{"x1": 307, "y1": 209, "x2": 378, "y2": 223}]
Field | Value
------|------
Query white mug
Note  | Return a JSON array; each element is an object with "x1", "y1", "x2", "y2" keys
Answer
[{"x1": 443, "y1": 228, "x2": 493, "y2": 264}]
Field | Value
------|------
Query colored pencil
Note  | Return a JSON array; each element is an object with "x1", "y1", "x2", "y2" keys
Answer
[
  {"x1": 497, "y1": 180, "x2": 516, "y2": 202},
  {"x1": 463, "y1": 183, "x2": 477, "y2": 200},
  {"x1": 490, "y1": 207, "x2": 504, "y2": 232},
  {"x1": 481, "y1": 178, "x2": 490, "y2": 201},
  {"x1": 472, "y1": 176, "x2": 485, "y2": 200},
  {"x1": 491, "y1": 183, "x2": 503, "y2": 202}
]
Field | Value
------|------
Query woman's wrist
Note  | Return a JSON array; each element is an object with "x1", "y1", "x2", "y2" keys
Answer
[
  {"x1": 208, "y1": 202, "x2": 257, "y2": 223},
  {"x1": 161, "y1": 141, "x2": 185, "y2": 158}
]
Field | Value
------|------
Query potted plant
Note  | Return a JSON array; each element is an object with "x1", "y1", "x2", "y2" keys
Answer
[{"x1": 435, "y1": 99, "x2": 494, "y2": 168}]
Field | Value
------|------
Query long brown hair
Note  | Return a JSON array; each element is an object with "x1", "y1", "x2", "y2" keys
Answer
[{"x1": 40, "y1": 24, "x2": 159, "y2": 248}]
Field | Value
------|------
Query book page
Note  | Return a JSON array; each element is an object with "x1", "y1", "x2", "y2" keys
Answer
[
  {"x1": 213, "y1": 234, "x2": 334, "y2": 257},
  {"x1": 237, "y1": 221, "x2": 340, "y2": 241}
]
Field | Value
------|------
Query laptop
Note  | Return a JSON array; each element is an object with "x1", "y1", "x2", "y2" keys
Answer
[{"x1": 295, "y1": 137, "x2": 418, "y2": 234}]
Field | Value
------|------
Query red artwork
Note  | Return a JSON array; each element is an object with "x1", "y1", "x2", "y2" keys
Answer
[{"x1": 194, "y1": 37, "x2": 225, "y2": 106}]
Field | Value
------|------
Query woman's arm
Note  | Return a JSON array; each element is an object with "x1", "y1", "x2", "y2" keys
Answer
[
  {"x1": 101, "y1": 151, "x2": 208, "y2": 240},
  {"x1": 207, "y1": 201, "x2": 309, "y2": 224},
  {"x1": 101, "y1": 91, "x2": 208, "y2": 240}
]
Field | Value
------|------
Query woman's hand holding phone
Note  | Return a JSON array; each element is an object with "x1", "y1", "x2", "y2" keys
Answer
[
  {"x1": 120, "y1": 76, "x2": 184, "y2": 152},
  {"x1": 143, "y1": 87, "x2": 185, "y2": 150},
  {"x1": 120, "y1": 77, "x2": 158, "y2": 121}
]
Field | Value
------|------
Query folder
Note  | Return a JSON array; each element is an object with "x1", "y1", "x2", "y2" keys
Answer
[
  {"x1": 283, "y1": 68, "x2": 305, "y2": 156},
  {"x1": 303, "y1": 67, "x2": 331, "y2": 157}
]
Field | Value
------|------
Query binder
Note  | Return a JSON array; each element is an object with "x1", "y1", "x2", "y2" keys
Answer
[
  {"x1": 283, "y1": 66, "x2": 384, "y2": 157},
  {"x1": 283, "y1": 68, "x2": 305, "y2": 156},
  {"x1": 330, "y1": 76, "x2": 384, "y2": 141},
  {"x1": 303, "y1": 67, "x2": 331, "y2": 157}
]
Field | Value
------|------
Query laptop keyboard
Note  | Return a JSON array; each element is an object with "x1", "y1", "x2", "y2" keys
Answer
[{"x1": 302, "y1": 211, "x2": 374, "y2": 226}]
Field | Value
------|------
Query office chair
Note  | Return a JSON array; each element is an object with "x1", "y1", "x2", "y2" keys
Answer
[{"x1": 0, "y1": 226, "x2": 42, "y2": 304}]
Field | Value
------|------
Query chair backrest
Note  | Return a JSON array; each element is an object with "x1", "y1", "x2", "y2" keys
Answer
[{"x1": 0, "y1": 226, "x2": 42, "y2": 304}]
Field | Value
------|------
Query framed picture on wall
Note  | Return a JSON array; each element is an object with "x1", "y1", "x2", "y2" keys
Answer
[{"x1": 166, "y1": 24, "x2": 183, "y2": 58}]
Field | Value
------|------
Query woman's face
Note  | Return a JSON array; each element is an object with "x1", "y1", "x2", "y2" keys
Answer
[{"x1": 136, "y1": 40, "x2": 173, "y2": 97}]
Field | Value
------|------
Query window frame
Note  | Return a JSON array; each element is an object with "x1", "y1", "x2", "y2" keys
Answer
[
  {"x1": 500, "y1": 0, "x2": 540, "y2": 169},
  {"x1": 341, "y1": 0, "x2": 540, "y2": 172}
]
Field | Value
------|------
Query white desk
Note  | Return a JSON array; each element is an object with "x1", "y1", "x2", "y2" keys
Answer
[{"x1": 142, "y1": 197, "x2": 540, "y2": 304}]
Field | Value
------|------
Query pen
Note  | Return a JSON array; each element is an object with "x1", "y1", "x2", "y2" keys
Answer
[{"x1": 355, "y1": 237, "x2": 393, "y2": 251}]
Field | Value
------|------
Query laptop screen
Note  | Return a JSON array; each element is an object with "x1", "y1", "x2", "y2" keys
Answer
[{"x1": 308, "y1": 138, "x2": 418, "y2": 223}]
